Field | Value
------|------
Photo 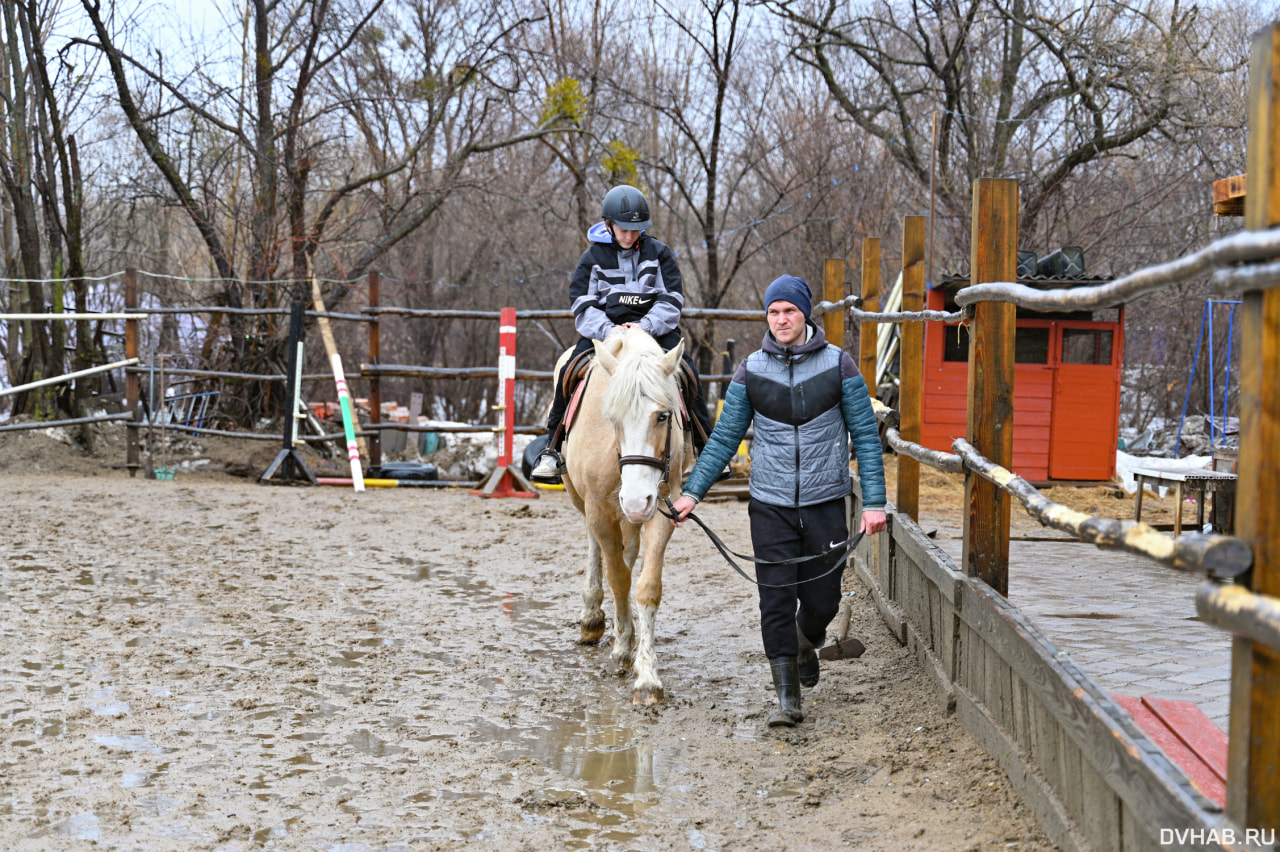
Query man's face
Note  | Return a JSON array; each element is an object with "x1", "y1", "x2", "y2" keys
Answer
[
  {"x1": 610, "y1": 224, "x2": 642, "y2": 249},
  {"x1": 767, "y1": 301, "x2": 806, "y2": 346}
]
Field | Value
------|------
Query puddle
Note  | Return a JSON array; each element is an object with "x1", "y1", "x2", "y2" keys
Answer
[
  {"x1": 49, "y1": 812, "x2": 101, "y2": 840},
  {"x1": 469, "y1": 689, "x2": 688, "y2": 828},
  {"x1": 393, "y1": 561, "x2": 555, "y2": 626},
  {"x1": 347, "y1": 729, "x2": 407, "y2": 757},
  {"x1": 1046, "y1": 612, "x2": 1122, "y2": 620},
  {"x1": 253, "y1": 817, "x2": 300, "y2": 843},
  {"x1": 94, "y1": 734, "x2": 176, "y2": 755},
  {"x1": 120, "y1": 762, "x2": 170, "y2": 788}
]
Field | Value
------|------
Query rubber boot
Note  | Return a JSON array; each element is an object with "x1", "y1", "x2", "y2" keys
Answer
[
  {"x1": 796, "y1": 624, "x2": 820, "y2": 688},
  {"x1": 767, "y1": 657, "x2": 804, "y2": 727}
]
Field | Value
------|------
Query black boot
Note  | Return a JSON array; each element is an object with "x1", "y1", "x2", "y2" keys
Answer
[
  {"x1": 767, "y1": 657, "x2": 804, "y2": 727},
  {"x1": 796, "y1": 624, "x2": 820, "y2": 688}
]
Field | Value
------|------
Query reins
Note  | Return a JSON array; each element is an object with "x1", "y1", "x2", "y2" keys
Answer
[{"x1": 658, "y1": 496, "x2": 864, "y2": 590}]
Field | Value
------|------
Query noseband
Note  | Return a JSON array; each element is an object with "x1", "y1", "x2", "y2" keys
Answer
[{"x1": 617, "y1": 409, "x2": 675, "y2": 493}]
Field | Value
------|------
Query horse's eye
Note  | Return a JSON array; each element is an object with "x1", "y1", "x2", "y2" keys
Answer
[{"x1": 656, "y1": 412, "x2": 669, "y2": 423}]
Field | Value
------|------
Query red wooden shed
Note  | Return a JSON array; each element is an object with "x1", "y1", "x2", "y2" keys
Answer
[{"x1": 920, "y1": 255, "x2": 1123, "y2": 483}]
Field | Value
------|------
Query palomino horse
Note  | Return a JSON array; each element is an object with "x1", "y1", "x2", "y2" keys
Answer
[{"x1": 559, "y1": 327, "x2": 689, "y2": 705}]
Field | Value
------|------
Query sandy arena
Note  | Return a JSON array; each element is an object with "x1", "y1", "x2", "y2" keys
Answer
[{"x1": 0, "y1": 427, "x2": 1057, "y2": 850}]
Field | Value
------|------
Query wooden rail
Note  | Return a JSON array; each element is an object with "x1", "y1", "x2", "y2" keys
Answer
[
  {"x1": 954, "y1": 438, "x2": 1252, "y2": 581},
  {"x1": 849, "y1": 479, "x2": 1252, "y2": 852}
]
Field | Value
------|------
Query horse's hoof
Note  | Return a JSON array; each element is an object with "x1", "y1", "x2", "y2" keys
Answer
[
  {"x1": 633, "y1": 687, "x2": 663, "y2": 706},
  {"x1": 579, "y1": 622, "x2": 605, "y2": 645}
]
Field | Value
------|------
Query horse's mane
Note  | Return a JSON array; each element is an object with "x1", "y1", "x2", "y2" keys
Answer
[{"x1": 601, "y1": 329, "x2": 682, "y2": 425}]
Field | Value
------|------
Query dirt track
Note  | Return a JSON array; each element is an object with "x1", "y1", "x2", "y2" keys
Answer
[{"x1": 0, "y1": 430, "x2": 1053, "y2": 850}]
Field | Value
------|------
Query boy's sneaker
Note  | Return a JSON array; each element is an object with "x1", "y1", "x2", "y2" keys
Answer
[{"x1": 530, "y1": 449, "x2": 566, "y2": 484}]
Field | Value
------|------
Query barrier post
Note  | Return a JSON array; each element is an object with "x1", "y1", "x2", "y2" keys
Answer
[
  {"x1": 498, "y1": 306, "x2": 516, "y2": 467},
  {"x1": 1227, "y1": 20, "x2": 1280, "y2": 829},
  {"x1": 368, "y1": 271, "x2": 382, "y2": 470},
  {"x1": 474, "y1": 307, "x2": 537, "y2": 498},
  {"x1": 823, "y1": 258, "x2": 845, "y2": 348},
  {"x1": 859, "y1": 239, "x2": 881, "y2": 393},
  {"x1": 898, "y1": 216, "x2": 926, "y2": 521},
  {"x1": 125, "y1": 268, "x2": 140, "y2": 477},
  {"x1": 962, "y1": 179, "x2": 1017, "y2": 597}
]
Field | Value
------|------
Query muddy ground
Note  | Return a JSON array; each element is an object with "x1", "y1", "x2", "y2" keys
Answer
[{"x1": 0, "y1": 423, "x2": 1183, "y2": 850}]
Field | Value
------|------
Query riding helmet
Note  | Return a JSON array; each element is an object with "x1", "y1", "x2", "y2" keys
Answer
[{"x1": 601, "y1": 185, "x2": 652, "y2": 231}]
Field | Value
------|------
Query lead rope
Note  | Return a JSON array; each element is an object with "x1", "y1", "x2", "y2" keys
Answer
[{"x1": 659, "y1": 496, "x2": 864, "y2": 590}]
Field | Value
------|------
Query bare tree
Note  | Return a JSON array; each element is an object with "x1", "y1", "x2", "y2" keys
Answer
[
  {"x1": 760, "y1": 0, "x2": 1231, "y2": 249},
  {"x1": 77, "y1": 0, "x2": 578, "y2": 422},
  {"x1": 0, "y1": 0, "x2": 105, "y2": 418}
]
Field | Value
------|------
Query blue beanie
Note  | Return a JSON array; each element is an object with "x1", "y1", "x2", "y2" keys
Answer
[{"x1": 764, "y1": 275, "x2": 812, "y2": 319}]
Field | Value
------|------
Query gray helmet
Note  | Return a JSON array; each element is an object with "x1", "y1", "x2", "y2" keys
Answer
[{"x1": 601, "y1": 185, "x2": 652, "y2": 231}]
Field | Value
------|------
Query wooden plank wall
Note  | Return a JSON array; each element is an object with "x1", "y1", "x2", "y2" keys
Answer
[{"x1": 849, "y1": 479, "x2": 1249, "y2": 852}]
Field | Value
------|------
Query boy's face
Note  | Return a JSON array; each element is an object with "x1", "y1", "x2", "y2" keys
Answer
[
  {"x1": 767, "y1": 301, "x2": 806, "y2": 346},
  {"x1": 610, "y1": 223, "x2": 642, "y2": 249}
]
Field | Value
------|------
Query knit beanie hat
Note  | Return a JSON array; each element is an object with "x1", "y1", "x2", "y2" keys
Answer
[{"x1": 764, "y1": 275, "x2": 813, "y2": 319}]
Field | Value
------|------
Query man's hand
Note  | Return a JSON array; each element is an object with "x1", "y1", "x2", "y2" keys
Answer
[
  {"x1": 670, "y1": 495, "x2": 698, "y2": 526},
  {"x1": 860, "y1": 509, "x2": 888, "y2": 536}
]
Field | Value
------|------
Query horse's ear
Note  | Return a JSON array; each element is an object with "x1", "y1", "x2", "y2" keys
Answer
[
  {"x1": 594, "y1": 338, "x2": 619, "y2": 374},
  {"x1": 658, "y1": 339, "x2": 684, "y2": 375}
]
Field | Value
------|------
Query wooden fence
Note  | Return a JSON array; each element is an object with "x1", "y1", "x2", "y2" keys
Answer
[{"x1": 824, "y1": 22, "x2": 1280, "y2": 850}]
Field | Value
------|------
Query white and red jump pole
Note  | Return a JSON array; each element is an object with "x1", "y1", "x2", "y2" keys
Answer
[{"x1": 474, "y1": 307, "x2": 538, "y2": 499}]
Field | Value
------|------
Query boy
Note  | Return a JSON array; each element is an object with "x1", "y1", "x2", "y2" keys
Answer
[{"x1": 531, "y1": 185, "x2": 711, "y2": 483}]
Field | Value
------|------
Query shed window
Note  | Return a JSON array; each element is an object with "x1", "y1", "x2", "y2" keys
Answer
[
  {"x1": 1062, "y1": 328, "x2": 1113, "y2": 365},
  {"x1": 1015, "y1": 328, "x2": 1050, "y2": 364}
]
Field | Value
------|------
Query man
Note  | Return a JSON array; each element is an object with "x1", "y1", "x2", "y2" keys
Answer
[
  {"x1": 531, "y1": 184, "x2": 712, "y2": 484},
  {"x1": 672, "y1": 274, "x2": 887, "y2": 727}
]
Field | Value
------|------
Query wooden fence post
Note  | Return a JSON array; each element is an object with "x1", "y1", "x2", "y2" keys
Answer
[
  {"x1": 898, "y1": 217, "x2": 926, "y2": 521},
  {"x1": 124, "y1": 267, "x2": 139, "y2": 477},
  {"x1": 962, "y1": 179, "x2": 1017, "y2": 597},
  {"x1": 823, "y1": 258, "x2": 846, "y2": 348},
  {"x1": 368, "y1": 271, "x2": 382, "y2": 470},
  {"x1": 1227, "y1": 20, "x2": 1280, "y2": 829},
  {"x1": 860, "y1": 239, "x2": 881, "y2": 393}
]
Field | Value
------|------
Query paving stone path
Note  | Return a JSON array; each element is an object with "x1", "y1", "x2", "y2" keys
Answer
[{"x1": 921, "y1": 513, "x2": 1231, "y2": 731}]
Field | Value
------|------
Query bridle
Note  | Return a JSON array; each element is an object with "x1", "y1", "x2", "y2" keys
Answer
[{"x1": 616, "y1": 407, "x2": 676, "y2": 497}]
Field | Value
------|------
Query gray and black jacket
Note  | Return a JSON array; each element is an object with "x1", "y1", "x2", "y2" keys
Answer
[
  {"x1": 682, "y1": 323, "x2": 886, "y2": 510},
  {"x1": 570, "y1": 225, "x2": 684, "y2": 341}
]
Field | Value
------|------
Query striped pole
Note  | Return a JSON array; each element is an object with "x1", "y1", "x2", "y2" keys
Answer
[
  {"x1": 309, "y1": 262, "x2": 365, "y2": 492},
  {"x1": 472, "y1": 307, "x2": 536, "y2": 499},
  {"x1": 0, "y1": 357, "x2": 138, "y2": 398},
  {"x1": 497, "y1": 307, "x2": 517, "y2": 467},
  {"x1": 330, "y1": 352, "x2": 365, "y2": 491}
]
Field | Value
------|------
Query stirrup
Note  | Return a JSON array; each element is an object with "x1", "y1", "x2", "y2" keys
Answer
[{"x1": 530, "y1": 449, "x2": 565, "y2": 484}]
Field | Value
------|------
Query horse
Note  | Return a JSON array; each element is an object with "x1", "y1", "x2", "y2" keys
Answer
[{"x1": 558, "y1": 326, "x2": 689, "y2": 706}]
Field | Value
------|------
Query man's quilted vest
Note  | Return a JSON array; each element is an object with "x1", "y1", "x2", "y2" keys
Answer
[{"x1": 744, "y1": 344, "x2": 851, "y2": 507}]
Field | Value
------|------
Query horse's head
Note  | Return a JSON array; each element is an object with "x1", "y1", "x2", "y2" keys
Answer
[{"x1": 596, "y1": 330, "x2": 685, "y2": 524}]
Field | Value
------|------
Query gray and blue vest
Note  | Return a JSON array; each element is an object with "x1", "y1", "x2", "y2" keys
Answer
[
  {"x1": 743, "y1": 343, "x2": 850, "y2": 507},
  {"x1": 681, "y1": 323, "x2": 886, "y2": 509}
]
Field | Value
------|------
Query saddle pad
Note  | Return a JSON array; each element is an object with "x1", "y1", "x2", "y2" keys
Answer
[{"x1": 563, "y1": 368, "x2": 591, "y2": 435}]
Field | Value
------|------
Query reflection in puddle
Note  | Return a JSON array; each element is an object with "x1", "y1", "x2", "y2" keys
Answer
[
  {"x1": 120, "y1": 762, "x2": 169, "y2": 788},
  {"x1": 94, "y1": 734, "x2": 175, "y2": 755},
  {"x1": 470, "y1": 693, "x2": 687, "y2": 833},
  {"x1": 50, "y1": 812, "x2": 100, "y2": 840},
  {"x1": 253, "y1": 817, "x2": 299, "y2": 844},
  {"x1": 347, "y1": 729, "x2": 407, "y2": 757}
]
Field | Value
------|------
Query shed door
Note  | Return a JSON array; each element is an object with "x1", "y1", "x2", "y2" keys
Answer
[{"x1": 1049, "y1": 324, "x2": 1119, "y2": 479}]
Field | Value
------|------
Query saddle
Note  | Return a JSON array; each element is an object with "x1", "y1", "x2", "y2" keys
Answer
[{"x1": 557, "y1": 349, "x2": 708, "y2": 449}]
